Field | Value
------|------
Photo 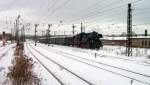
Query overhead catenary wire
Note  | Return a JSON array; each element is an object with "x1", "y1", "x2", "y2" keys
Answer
[
  {"x1": 4, "y1": 0, "x2": 149, "y2": 36},
  {"x1": 66, "y1": 0, "x2": 147, "y2": 24},
  {"x1": 69, "y1": 0, "x2": 107, "y2": 18},
  {"x1": 41, "y1": 0, "x2": 58, "y2": 21},
  {"x1": 132, "y1": 0, "x2": 148, "y2": 5},
  {"x1": 87, "y1": 6, "x2": 126, "y2": 23},
  {"x1": 68, "y1": 0, "x2": 149, "y2": 32},
  {"x1": 68, "y1": 3, "x2": 128, "y2": 23},
  {"x1": 42, "y1": 0, "x2": 71, "y2": 22},
  {"x1": 133, "y1": 9, "x2": 150, "y2": 16},
  {"x1": 88, "y1": 14, "x2": 126, "y2": 27}
]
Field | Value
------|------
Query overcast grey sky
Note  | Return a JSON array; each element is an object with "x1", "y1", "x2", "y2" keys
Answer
[{"x1": 0, "y1": 0, "x2": 150, "y2": 35}]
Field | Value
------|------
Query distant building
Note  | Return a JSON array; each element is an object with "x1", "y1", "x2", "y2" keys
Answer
[
  {"x1": 102, "y1": 36, "x2": 150, "y2": 48},
  {"x1": 131, "y1": 37, "x2": 150, "y2": 48},
  {"x1": 102, "y1": 37, "x2": 126, "y2": 46}
]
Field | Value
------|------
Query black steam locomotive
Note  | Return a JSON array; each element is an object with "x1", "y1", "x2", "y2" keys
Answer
[{"x1": 39, "y1": 31, "x2": 103, "y2": 49}]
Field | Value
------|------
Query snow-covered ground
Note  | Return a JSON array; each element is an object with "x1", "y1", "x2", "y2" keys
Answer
[
  {"x1": 1, "y1": 41, "x2": 149, "y2": 85},
  {"x1": 24, "y1": 42, "x2": 150, "y2": 85},
  {"x1": 54, "y1": 44, "x2": 150, "y2": 65},
  {"x1": 100, "y1": 45, "x2": 150, "y2": 63},
  {"x1": 0, "y1": 43, "x2": 15, "y2": 84}
]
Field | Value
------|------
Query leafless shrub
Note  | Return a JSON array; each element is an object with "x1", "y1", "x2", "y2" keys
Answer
[{"x1": 7, "y1": 42, "x2": 41, "y2": 85}]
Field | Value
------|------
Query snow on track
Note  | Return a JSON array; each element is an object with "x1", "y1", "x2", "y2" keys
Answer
[
  {"x1": 39, "y1": 44, "x2": 150, "y2": 75},
  {"x1": 32, "y1": 43, "x2": 150, "y2": 85},
  {"x1": 52, "y1": 44, "x2": 150, "y2": 66},
  {"x1": 0, "y1": 44, "x2": 15, "y2": 61},
  {"x1": 0, "y1": 44, "x2": 15, "y2": 84},
  {"x1": 26, "y1": 44, "x2": 63, "y2": 85},
  {"x1": 27, "y1": 43, "x2": 137, "y2": 85},
  {"x1": 35, "y1": 44, "x2": 150, "y2": 85},
  {"x1": 26, "y1": 43, "x2": 90, "y2": 85},
  {"x1": 55, "y1": 51, "x2": 150, "y2": 84}
]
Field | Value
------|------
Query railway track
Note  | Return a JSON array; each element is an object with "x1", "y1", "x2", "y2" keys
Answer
[
  {"x1": 54, "y1": 44, "x2": 150, "y2": 66},
  {"x1": 38, "y1": 44, "x2": 150, "y2": 77},
  {"x1": 26, "y1": 44, "x2": 64, "y2": 85},
  {"x1": 94, "y1": 52, "x2": 150, "y2": 66},
  {"x1": 0, "y1": 43, "x2": 12, "y2": 50},
  {"x1": 27, "y1": 43, "x2": 93, "y2": 85},
  {"x1": 36, "y1": 44, "x2": 150, "y2": 85},
  {"x1": 0, "y1": 44, "x2": 15, "y2": 61},
  {"x1": 58, "y1": 51, "x2": 150, "y2": 77}
]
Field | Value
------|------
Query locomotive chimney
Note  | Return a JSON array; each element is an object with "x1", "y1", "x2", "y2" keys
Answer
[
  {"x1": 145, "y1": 29, "x2": 148, "y2": 36},
  {"x1": 81, "y1": 22, "x2": 83, "y2": 33}
]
